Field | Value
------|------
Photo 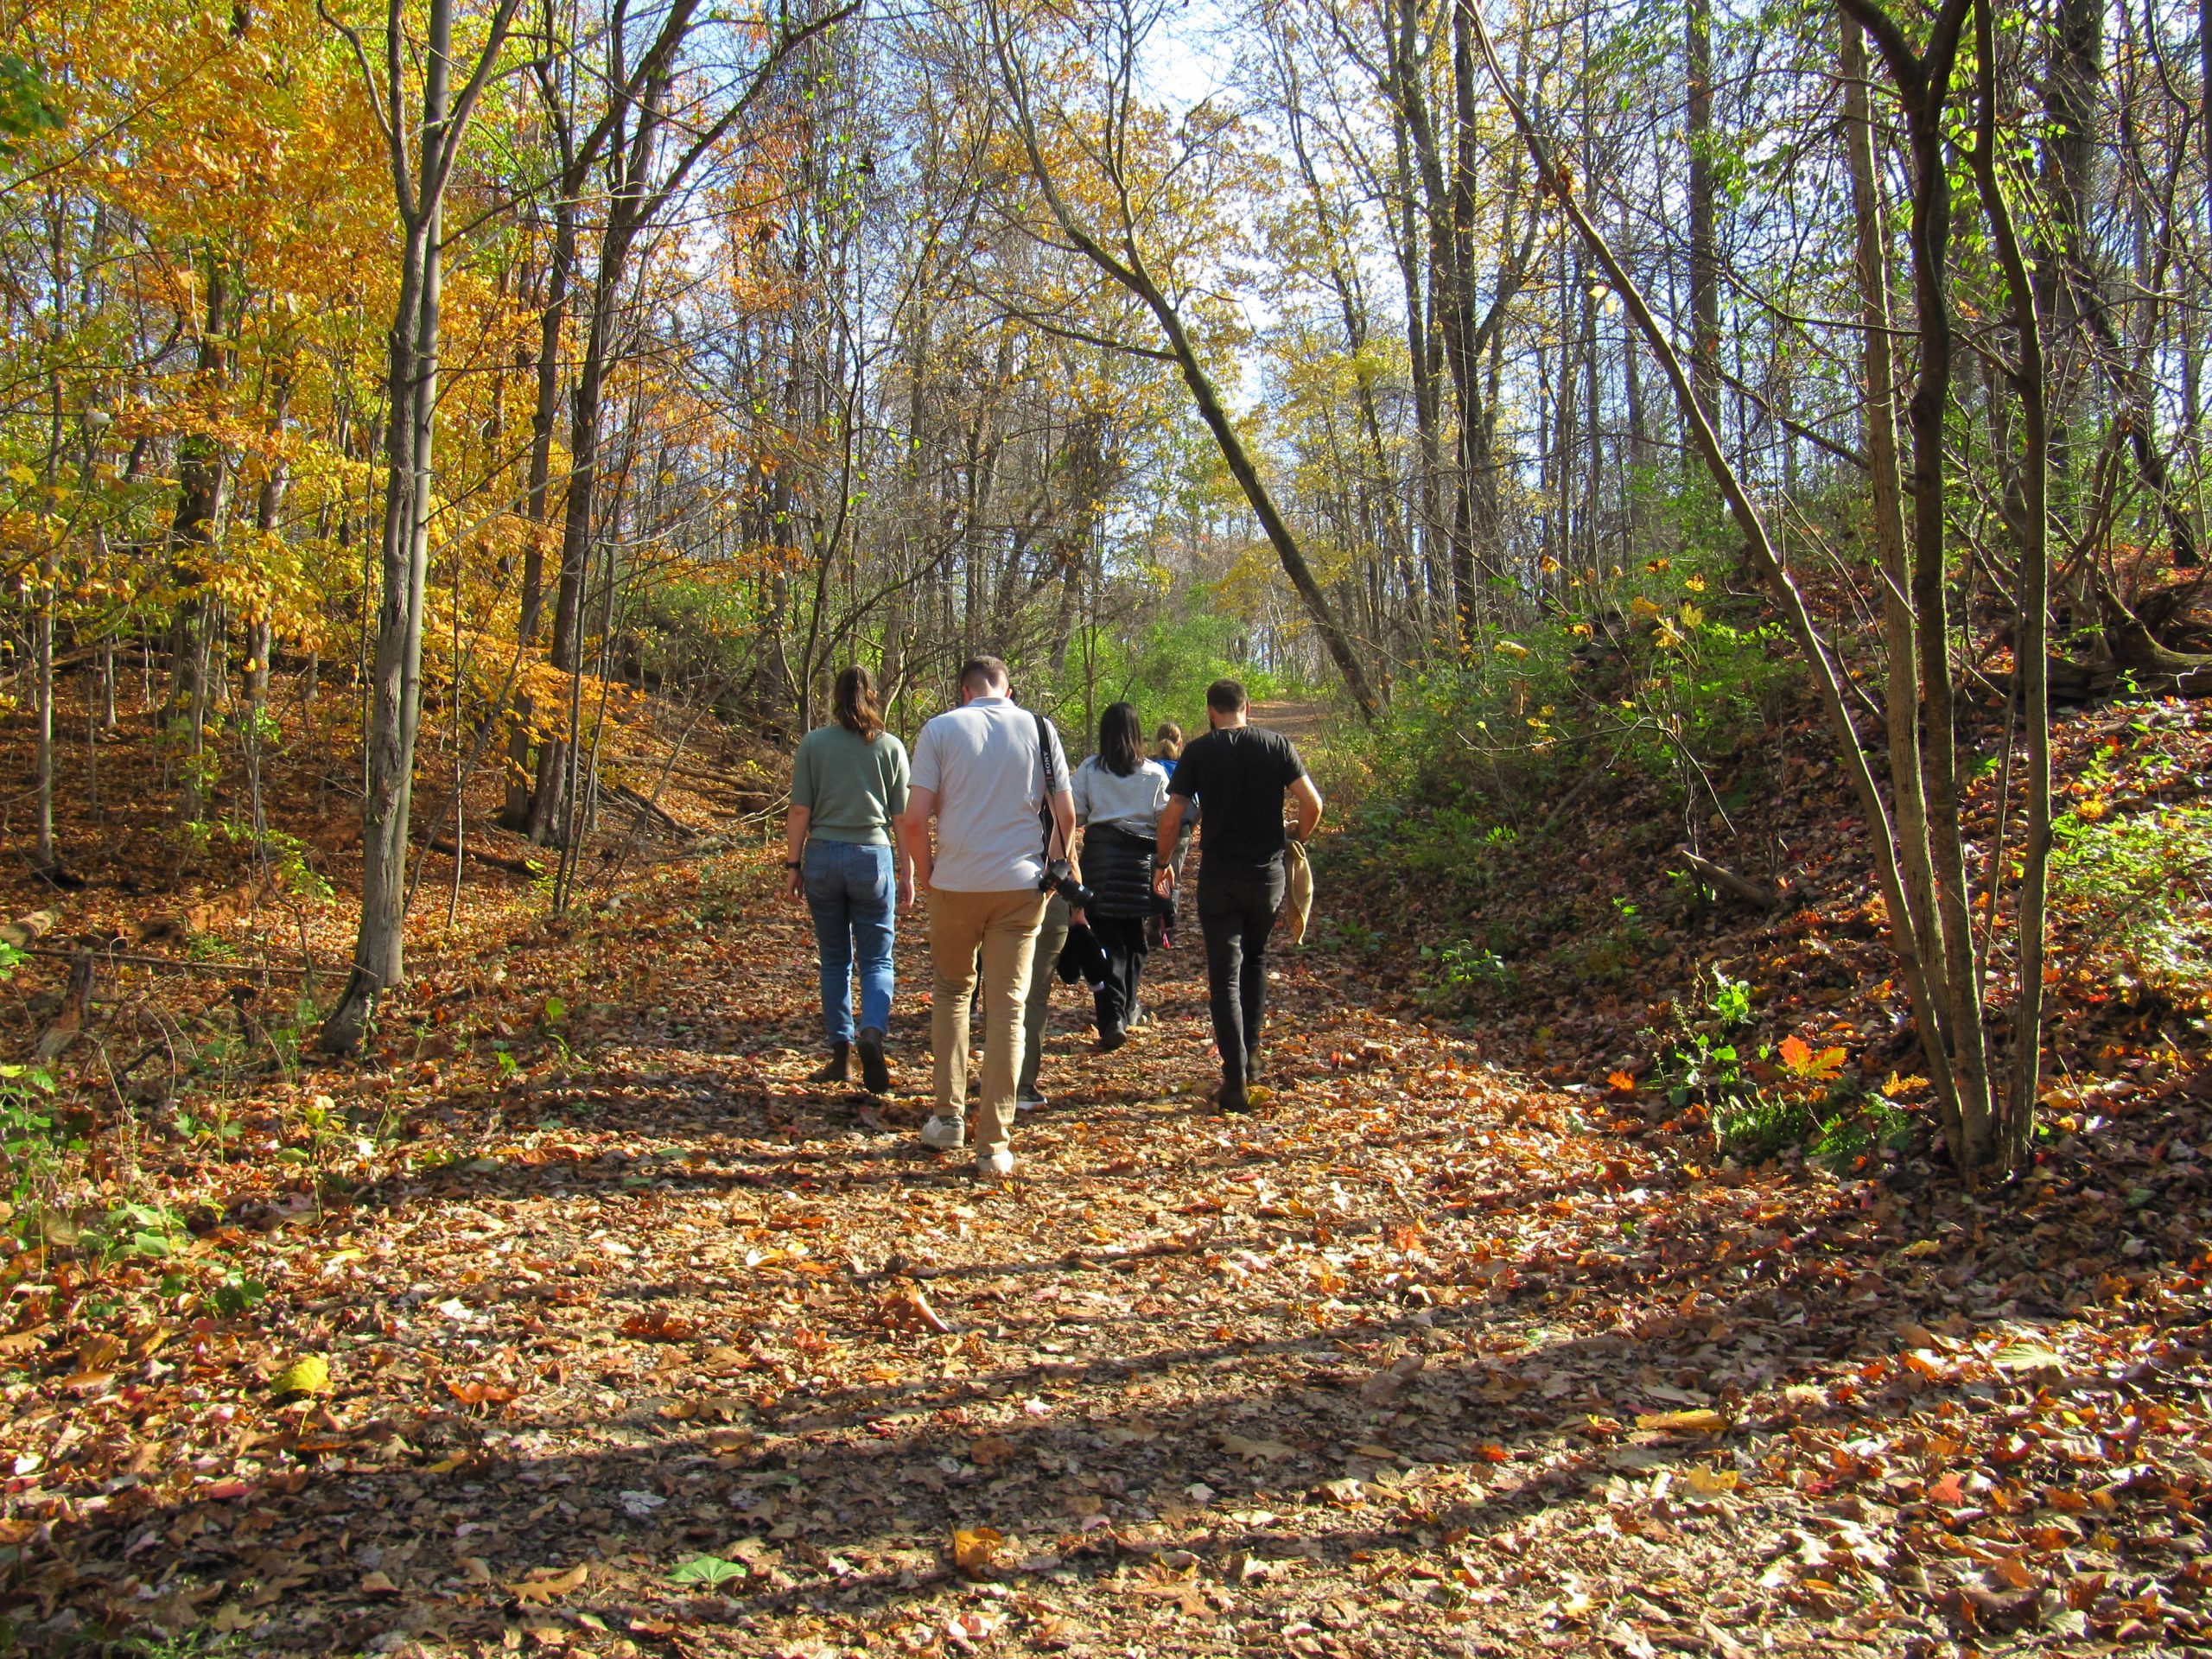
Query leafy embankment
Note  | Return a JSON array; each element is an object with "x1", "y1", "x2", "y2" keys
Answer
[
  {"x1": 1325, "y1": 684, "x2": 2212, "y2": 1176},
  {"x1": 1, "y1": 842, "x2": 2209, "y2": 1656}
]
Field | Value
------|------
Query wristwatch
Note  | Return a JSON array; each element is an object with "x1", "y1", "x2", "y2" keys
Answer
[{"x1": 785, "y1": 859, "x2": 804, "y2": 869}]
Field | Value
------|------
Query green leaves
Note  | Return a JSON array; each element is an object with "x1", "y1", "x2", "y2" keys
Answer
[
  {"x1": 210, "y1": 1273, "x2": 269, "y2": 1315},
  {"x1": 668, "y1": 1554, "x2": 747, "y2": 1587},
  {"x1": 0, "y1": 54, "x2": 61, "y2": 159}
]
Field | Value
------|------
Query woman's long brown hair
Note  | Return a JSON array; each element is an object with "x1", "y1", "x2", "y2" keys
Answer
[{"x1": 833, "y1": 664, "x2": 885, "y2": 741}]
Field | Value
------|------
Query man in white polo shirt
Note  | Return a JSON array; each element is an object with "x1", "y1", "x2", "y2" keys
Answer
[{"x1": 899, "y1": 657, "x2": 1077, "y2": 1178}]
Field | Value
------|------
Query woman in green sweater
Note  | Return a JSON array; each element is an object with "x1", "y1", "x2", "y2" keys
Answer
[{"x1": 785, "y1": 666, "x2": 912, "y2": 1092}]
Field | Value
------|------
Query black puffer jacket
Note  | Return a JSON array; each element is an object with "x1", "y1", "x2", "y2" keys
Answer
[{"x1": 1082, "y1": 824, "x2": 1157, "y2": 919}]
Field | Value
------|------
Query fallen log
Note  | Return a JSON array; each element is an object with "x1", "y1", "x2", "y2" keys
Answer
[
  {"x1": 425, "y1": 836, "x2": 544, "y2": 876},
  {"x1": 601, "y1": 755, "x2": 756, "y2": 791},
  {"x1": 604, "y1": 782, "x2": 697, "y2": 841},
  {"x1": 2037, "y1": 656, "x2": 2212, "y2": 703},
  {"x1": 1674, "y1": 845, "x2": 1783, "y2": 911},
  {"x1": 0, "y1": 910, "x2": 60, "y2": 949},
  {"x1": 22, "y1": 946, "x2": 323, "y2": 979},
  {"x1": 34, "y1": 949, "x2": 95, "y2": 1064}
]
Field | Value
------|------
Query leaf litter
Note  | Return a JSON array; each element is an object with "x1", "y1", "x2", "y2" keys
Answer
[{"x1": 0, "y1": 845, "x2": 2208, "y2": 1656}]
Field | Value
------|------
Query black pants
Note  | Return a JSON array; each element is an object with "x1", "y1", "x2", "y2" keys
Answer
[
  {"x1": 1090, "y1": 915, "x2": 1148, "y2": 1035},
  {"x1": 1198, "y1": 860, "x2": 1285, "y2": 1090}
]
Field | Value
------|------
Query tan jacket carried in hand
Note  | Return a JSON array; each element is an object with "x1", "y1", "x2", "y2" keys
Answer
[{"x1": 1280, "y1": 839, "x2": 1313, "y2": 945}]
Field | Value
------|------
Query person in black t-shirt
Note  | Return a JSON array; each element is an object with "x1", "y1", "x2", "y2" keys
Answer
[{"x1": 1153, "y1": 679, "x2": 1324, "y2": 1111}]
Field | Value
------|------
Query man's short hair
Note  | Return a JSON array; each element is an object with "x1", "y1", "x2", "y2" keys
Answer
[
  {"x1": 1205, "y1": 678, "x2": 1249, "y2": 715},
  {"x1": 960, "y1": 656, "x2": 1010, "y2": 696}
]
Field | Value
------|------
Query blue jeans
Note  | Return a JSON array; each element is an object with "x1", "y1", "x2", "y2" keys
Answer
[{"x1": 804, "y1": 840, "x2": 896, "y2": 1045}]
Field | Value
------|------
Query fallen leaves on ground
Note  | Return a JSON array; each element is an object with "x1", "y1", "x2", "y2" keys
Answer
[{"x1": 1, "y1": 842, "x2": 2209, "y2": 1658}]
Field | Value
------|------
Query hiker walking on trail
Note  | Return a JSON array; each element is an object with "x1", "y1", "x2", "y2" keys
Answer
[
  {"x1": 1154, "y1": 679, "x2": 1323, "y2": 1113},
  {"x1": 1015, "y1": 889, "x2": 1072, "y2": 1109},
  {"x1": 1072, "y1": 701, "x2": 1169, "y2": 1052},
  {"x1": 899, "y1": 657, "x2": 1077, "y2": 1178},
  {"x1": 1152, "y1": 721, "x2": 1184, "y2": 779},
  {"x1": 785, "y1": 666, "x2": 912, "y2": 1094},
  {"x1": 1147, "y1": 718, "x2": 1193, "y2": 943}
]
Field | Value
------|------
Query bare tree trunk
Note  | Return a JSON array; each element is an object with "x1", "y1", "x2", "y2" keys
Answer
[
  {"x1": 986, "y1": 0, "x2": 1382, "y2": 718},
  {"x1": 1470, "y1": 0, "x2": 2032, "y2": 1179},
  {"x1": 168, "y1": 261, "x2": 229, "y2": 824},
  {"x1": 32, "y1": 543, "x2": 55, "y2": 875},
  {"x1": 322, "y1": 0, "x2": 523, "y2": 1054},
  {"x1": 245, "y1": 375, "x2": 289, "y2": 847},
  {"x1": 1967, "y1": 0, "x2": 2051, "y2": 1169},
  {"x1": 505, "y1": 181, "x2": 576, "y2": 830},
  {"x1": 1686, "y1": 0, "x2": 1719, "y2": 424}
]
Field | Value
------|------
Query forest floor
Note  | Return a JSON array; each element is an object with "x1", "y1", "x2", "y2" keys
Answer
[
  {"x1": 4, "y1": 686, "x2": 2212, "y2": 1657},
  {"x1": 4, "y1": 819, "x2": 2212, "y2": 1659}
]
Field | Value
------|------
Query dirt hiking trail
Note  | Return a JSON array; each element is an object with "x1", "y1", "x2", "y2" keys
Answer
[{"x1": 8, "y1": 848, "x2": 2211, "y2": 1657}]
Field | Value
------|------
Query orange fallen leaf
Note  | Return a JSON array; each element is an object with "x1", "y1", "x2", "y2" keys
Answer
[
  {"x1": 879, "y1": 1287, "x2": 952, "y2": 1335},
  {"x1": 620, "y1": 1311, "x2": 700, "y2": 1342},
  {"x1": 447, "y1": 1378, "x2": 520, "y2": 1408},
  {"x1": 512, "y1": 1562, "x2": 589, "y2": 1604},
  {"x1": 1634, "y1": 1408, "x2": 1726, "y2": 1434},
  {"x1": 952, "y1": 1526, "x2": 1003, "y2": 1577}
]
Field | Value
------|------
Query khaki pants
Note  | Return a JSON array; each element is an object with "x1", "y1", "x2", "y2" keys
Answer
[
  {"x1": 929, "y1": 887, "x2": 1049, "y2": 1155},
  {"x1": 1019, "y1": 893, "x2": 1072, "y2": 1097}
]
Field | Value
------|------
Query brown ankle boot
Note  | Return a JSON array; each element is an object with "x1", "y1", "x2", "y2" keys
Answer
[{"x1": 809, "y1": 1042, "x2": 850, "y2": 1084}]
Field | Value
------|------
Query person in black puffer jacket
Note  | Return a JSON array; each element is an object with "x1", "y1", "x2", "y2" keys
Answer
[{"x1": 1071, "y1": 702, "x2": 1169, "y2": 1052}]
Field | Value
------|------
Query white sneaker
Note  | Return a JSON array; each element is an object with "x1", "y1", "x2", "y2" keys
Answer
[
  {"x1": 919, "y1": 1114, "x2": 967, "y2": 1151},
  {"x1": 975, "y1": 1148, "x2": 1015, "y2": 1179}
]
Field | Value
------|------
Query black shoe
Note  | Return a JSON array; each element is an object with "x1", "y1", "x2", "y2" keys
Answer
[
  {"x1": 809, "y1": 1042, "x2": 851, "y2": 1084},
  {"x1": 856, "y1": 1027, "x2": 890, "y2": 1094},
  {"x1": 1128, "y1": 1001, "x2": 1148, "y2": 1029},
  {"x1": 1218, "y1": 1084, "x2": 1252, "y2": 1114},
  {"x1": 1244, "y1": 1050, "x2": 1262, "y2": 1085},
  {"x1": 1096, "y1": 1027, "x2": 1128, "y2": 1053}
]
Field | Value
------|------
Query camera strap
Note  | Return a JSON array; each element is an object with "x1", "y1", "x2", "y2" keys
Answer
[{"x1": 1033, "y1": 710, "x2": 1064, "y2": 867}]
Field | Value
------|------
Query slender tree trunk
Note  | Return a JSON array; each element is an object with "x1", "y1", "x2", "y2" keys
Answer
[
  {"x1": 322, "y1": 0, "x2": 502, "y2": 1053},
  {"x1": 245, "y1": 375, "x2": 289, "y2": 845},
  {"x1": 1147, "y1": 290, "x2": 1382, "y2": 718},
  {"x1": 1389, "y1": 109, "x2": 1444, "y2": 642},
  {"x1": 33, "y1": 544, "x2": 55, "y2": 875},
  {"x1": 506, "y1": 191, "x2": 576, "y2": 829},
  {"x1": 169, "y1": 262, "x2": 229, "y2": 823},
  {"x1": 1844, "y1": 14, "x2": 1955, "y2": 1154},
  {"x1": 2202, "y1": 0, "x2": 2211, "y2": 247},
  {"x1": 1620, "y1": 192, "x2": 1650, "y2": 552},
  {"x1": 1686, "y1": 0, "x2": 1719, "y2": 425},
  {"x1": 1969, "y1": 0, "x2": 2051, "y2": 1168}
]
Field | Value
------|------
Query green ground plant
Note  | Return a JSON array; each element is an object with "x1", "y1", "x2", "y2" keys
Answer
[
  {"x1": 2049, "y1": 801, "x2": 2212, "y2": 1010},
  {"x1": 1643, "y1": 969, "x2": 1909, "y2": 1166}
]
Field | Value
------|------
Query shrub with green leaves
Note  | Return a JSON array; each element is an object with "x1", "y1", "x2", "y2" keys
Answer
[
  {"x1": 1338, "y1": 523, "x2": 1803, "y2": 938},
  {"x1": 2049, "y1": 803, "x2": 2212, "y2": 1010}
]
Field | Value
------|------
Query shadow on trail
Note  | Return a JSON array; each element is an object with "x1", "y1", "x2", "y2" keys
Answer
[
  {"x1": 10, "y1": 1280, "x2": 1878, "y2": 1656},
  {"x1": 16, "y1": 1152, "x2": 2174, "y2": 1656},
  {"x1": 16, "y1": 885, "x2": 2205, "y2": 1654}
]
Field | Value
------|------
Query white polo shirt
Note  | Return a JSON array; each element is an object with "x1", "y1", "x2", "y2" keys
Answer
[{"x1": 912, "y1": 696, "x2": 1071, "y2": 893}]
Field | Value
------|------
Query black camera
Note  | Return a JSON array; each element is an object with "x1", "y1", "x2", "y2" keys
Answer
[{"x1": 1040, "y1": 859, "x2": 1096, "y2": 908}]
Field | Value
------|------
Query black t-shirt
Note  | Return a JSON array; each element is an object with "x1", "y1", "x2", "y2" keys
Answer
[{"x1": 1169, "y1": 725, "x2": 1306, "y2": 868}]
